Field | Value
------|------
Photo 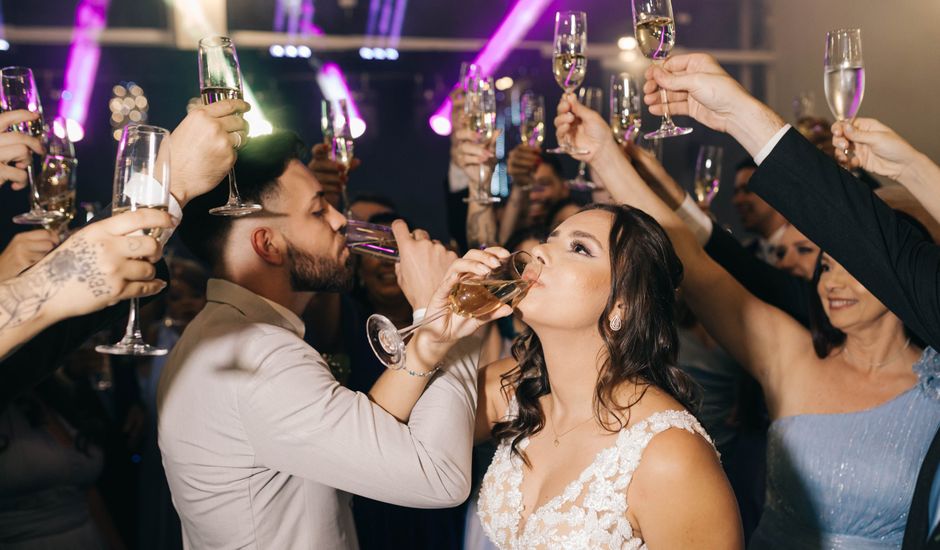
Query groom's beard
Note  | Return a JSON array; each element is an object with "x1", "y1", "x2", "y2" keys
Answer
[{"x1": 286, "y1": 240, "x2": 352, "y2": 293}]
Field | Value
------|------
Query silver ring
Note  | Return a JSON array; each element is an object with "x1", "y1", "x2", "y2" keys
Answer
[{"x1": 232, "y1": 132, "x2": 243, "y2": 150}]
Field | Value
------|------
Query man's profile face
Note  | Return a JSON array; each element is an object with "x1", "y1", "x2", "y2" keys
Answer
[{"x1": 265, "y1": 160, "x2": 352, "y2": 292}]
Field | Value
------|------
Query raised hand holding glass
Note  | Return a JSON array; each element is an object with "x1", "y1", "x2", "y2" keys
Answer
[{"x1": 198, "y1": 36, "x2": 261, "y2": 216}]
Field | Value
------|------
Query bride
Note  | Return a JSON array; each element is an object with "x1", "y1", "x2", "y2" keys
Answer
[{"x1": 472, "y1": 203, "x2": 743, "y2": 549}]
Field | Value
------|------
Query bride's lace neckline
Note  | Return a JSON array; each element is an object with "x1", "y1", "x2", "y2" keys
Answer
[{"x1": 478, "y1": 408, "x2": 712, "y2": 550}]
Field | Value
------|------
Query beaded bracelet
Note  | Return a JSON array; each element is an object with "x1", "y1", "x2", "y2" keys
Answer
[{"x1": 390, "y1": 359, "x2": 443, "y2": 378}]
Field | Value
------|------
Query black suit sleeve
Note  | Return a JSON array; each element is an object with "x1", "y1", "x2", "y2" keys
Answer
[
  {"x1": 0, "y1": 259, "x2": 170, "y2": 408},
  {"x1": 703, "y1": 226, "x2": 813, "y2": 328},
  {"x1": 444, "y1": 174, "x2": 469, "y2": 253},
  {"x1": 749, "y1": 128, "x2": 940, "y2": 350}
]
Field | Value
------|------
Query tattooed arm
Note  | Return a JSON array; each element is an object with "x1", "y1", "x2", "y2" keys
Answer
[{"x1": 0, "y1": 208, "x2": 172, "y2": 360}]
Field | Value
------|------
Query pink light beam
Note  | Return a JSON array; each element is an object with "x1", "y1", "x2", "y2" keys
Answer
[
  {"x1": 58, "y1": 0, "x2": 111, "y2": 142},
  {"x1": 429, "y1": 0, "x2": 552, "y2": 136},
  {"x1": 317, "y1": 63, "x2": 367, "y2": 138}
]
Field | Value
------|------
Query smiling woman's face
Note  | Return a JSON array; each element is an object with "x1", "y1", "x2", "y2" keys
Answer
[
  {"x1": 517, "y1": 209, "x2": 613, "y2": 331},
  {"x1": 817, "y1": 252, "x2": 892, "y2": 333}
]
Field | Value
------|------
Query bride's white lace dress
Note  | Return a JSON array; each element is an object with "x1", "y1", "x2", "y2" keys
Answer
[{"x1": 477, "y1": 404, "x2": 712, "y2": 550}]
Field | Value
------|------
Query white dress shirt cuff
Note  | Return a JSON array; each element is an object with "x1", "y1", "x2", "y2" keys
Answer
[
  {"x1": 448, "y1": 162, "x2": 470, "y2": 193},
  {"x1": 754, "y1": 124, "x2": 791, "y2": 166},
  {"x1": 675, "y1": 194, "x2": 714, "y2": 247}
]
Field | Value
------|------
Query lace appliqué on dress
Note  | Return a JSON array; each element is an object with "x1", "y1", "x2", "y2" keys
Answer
[{"x1": 477, "y1": 408, "x2": 713, "y2": 550}]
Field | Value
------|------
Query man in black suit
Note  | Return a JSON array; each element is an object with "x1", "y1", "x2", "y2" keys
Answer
[{"x1": 642, "y1": 52, "x2": 940, "y2": 549}]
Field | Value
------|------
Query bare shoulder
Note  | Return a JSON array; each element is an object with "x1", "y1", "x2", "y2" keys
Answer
[{"x1": 625, "y1": 388, "x2": 743, "y2": 548}]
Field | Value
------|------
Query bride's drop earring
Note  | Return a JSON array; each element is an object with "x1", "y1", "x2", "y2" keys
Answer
[{"x1": 609, "y1": 315, "x2": 623, "y2": 331}]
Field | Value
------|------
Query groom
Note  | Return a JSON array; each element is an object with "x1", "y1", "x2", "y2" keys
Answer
[{"x1": 159, "y1": 131, "x2": 482, "y2": 549}]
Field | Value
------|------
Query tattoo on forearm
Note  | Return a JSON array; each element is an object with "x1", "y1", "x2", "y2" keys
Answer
[{"x1": 0, "y1": 237, "x2": 111, "y2": 330}]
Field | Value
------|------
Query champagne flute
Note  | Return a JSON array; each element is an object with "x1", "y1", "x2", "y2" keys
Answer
[
  {"x1": 460, "y1": 62, "x2": 482, "y2": 92},
  {"x1": 320, "y1": 99, "x2": 335, "y2": 145},
  {"x1": 632, "y1": 0, "x2": 693, "y2": 139},
  {"x1": 693, "y1": 145, "x2": 723, "y2": 207},
  {"x1": 366, "y1": 250, "x2": 541, "y2": 367},
  {"x1": 345, "y1": 219, "x2": 399, "y2": 262},
  {"x1": 0, "y1": 66, "x2": 63, "y2": 225},
  {"x1": 519, "y1": 91, "x2": 545, "y2": 148},
  {"x1": 547, "y1": 11, "x2": 589, "y2": 155},
  {"x1": 39, "y1": 125, "x2": 79, "y2": 237},
  {"x1": 198, "y1": 36, "x2": 262, "y2": 217},
  {"x1": 464, "y1": 75, "x2": 500, "y2": 205},
  {"x1": 824, "y1": 28, "x2": 864, "y2": 157},
  {"x1": 96, "y1": 125, "x2": 172, "y2": 356},
  {"x1": 330, "y1": 99, "x2": 355, "y2": 214},
  {"x1": 611, "y1": 72, "x2": 643, "y2": 145},
  {"x1": 568, "y1": 86, "x2": 603, "y2": 190}
]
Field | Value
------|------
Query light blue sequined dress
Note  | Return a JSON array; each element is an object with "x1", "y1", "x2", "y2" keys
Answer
[{"x1": 750, "y1": 348, "x2": 940, "y2": 549}]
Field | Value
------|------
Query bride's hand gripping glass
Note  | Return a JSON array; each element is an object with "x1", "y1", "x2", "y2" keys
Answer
[{"x1": 366, "y1": 249, "x2": 541, "y2": 367}]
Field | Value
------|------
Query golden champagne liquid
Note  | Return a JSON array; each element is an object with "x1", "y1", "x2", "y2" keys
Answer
[
  {"x1": 37, "y1": 154, "x2": 78, "y2": 227},
  {"x1": 635, "y1": 16, "x2": 676, "y2": 60},
  {"x1": 520, "y1": 121, "x2": 545, "y2": 147},
  {"x1": 449, "y1": 278, "x2": 531, "y2": 317},
  {"x1": 552, "y1": 53, "x2": 587, "y2": 92},
  {"x1": 201, "y1": 86, "x2": 242, "y2": 105},
  {"x1": 611, "y1": 113, "x2": 640, "y2": 145}
]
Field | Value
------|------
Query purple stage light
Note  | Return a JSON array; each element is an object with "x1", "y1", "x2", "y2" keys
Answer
[
  {"x1": 429, "y1": 0, "x2": 552, "y2": 136},
  {"x1": 58, "y1": 0, "x2": 111, "y2": 142}
]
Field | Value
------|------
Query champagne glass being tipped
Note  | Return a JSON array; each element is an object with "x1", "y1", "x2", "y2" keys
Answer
[
  {"x1": 693, "y1": 145, "x2": 723, "y2": 208},
  {"x1": 824, "y1": 28, "x2": 864, "y2": 158},
  {"x1": 366, "y1": 250, "x2": 541, "y2": 367},
  {"x1": 0, "y1": 66, "x2": 64, "y2": 226},
  {"x1": 96, "y1": 125, "x2": 172, "y2": 356},
  {"x1": 568, "y1": 86, "x2": 603, "y2": 191},
  {"x1": 198, "y1": 36, "x2": 261, "y2": 217},
  {"x1": 464, "y1": 75, "x2": 501, "y2": 205},
  {"x1": 547, "y1": 11, "x2": 590, "y2": 155},
  {"x1": 632, "y1": 0, "x2": 693, "y2": 139},
  {"x1": 610, "y1": 72, "x2": 643, "y2": 146},
  {"x1": 345, "y1": 219, "x2": 399, "y2": 262}
]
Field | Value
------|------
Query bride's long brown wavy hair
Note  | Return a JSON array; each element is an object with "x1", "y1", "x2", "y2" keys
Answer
[{"x1": 491, "y1": 204, "x2": 700, "y2": 464}]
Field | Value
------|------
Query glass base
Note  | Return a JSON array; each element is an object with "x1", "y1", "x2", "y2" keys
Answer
[
  {"x1": 567, "y1": 178, "x2": 597, "y2": 191},
  {"x1": 366, "y1": 314, "x2": 405, "y2": 368},
  {"x1": 13, "y1": 210, "x2": 64, "y2": 225},
  {"x1": 96, "y1": 338, "x2": 168, "y2": 356},
  {"x1": 209, "y1": 201, "x2": 263, "y2": 217},
  {"x1": 644, "y1": 124, "x2": 693, "y2": 140},
  {"x1": 546, "y1": 145, "x2": 590, "y2": 155},
  {"x1": 462, "y1": 196, "x2": 502, "y2": 205}
]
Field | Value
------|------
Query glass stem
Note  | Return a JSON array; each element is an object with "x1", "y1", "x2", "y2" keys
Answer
[
  {"x1": 27, "y1": 164, "x2": 42, "y2": 213},
  {"x1": 226, "y1": 169, "x2": 242, "y2": 206},
  {"x1": 577, "y1": 161, "x2": 587, "y2": 179},
  {"x1": 656, "y1": 59, "x2": 676, "y2": 127},
  {"x1": 397, "y1": 308, "x2": 449, "y2": 342},
  {"x1": 123, "y1": 297, "x2": 145, "y2": 342}
]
